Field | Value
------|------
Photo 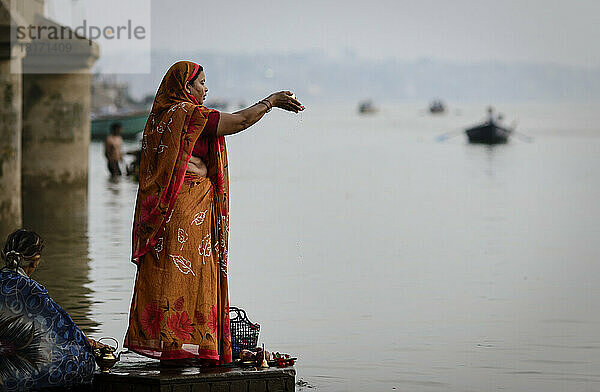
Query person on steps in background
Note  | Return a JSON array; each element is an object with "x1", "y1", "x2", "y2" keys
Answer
[{"x1": 105, "y1": 122, "x2": 123, "y2": 177}]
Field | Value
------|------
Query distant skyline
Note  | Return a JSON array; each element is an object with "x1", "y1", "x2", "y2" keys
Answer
[
  {"x1": 41, "y1": 1, "x2": 599, "y2": 101},
  {"x1": 105, "y1": 50, "x2": 600, "y2": 102},
  {"x1": 148, "y1": 0, "x2": 600, "y2": 68}
]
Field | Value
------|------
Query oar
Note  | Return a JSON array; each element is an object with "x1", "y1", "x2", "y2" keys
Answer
[
  {"x1": 508, "y1": 120, "x2": 534, "y2": 143},
  {"x1": 435, "y1": 128, "x2": 464, "y2": 142},
  {"x1": 512, "y1": 131, "x2": 533, "y2": 143}
]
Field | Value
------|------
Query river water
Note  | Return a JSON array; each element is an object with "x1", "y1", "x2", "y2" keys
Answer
[{"x1": 28, "y1": 102, "x2": 600, "y2": 391}]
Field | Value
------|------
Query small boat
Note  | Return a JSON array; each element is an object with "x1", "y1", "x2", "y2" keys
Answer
[
  {"x1": 91, "y1": 110, "x2": 148, "y2": 140},
  {"x1": 358, "y1": 100, "x2": 377, "y2": 114},
  {"x1": 205, "y1": 99, "x2": 229, "y2": 111},
  {"x1": 429, "y1": 100, "x2": 445, "y2": 114},
  {"x1": 465, "y1": 121, "x2": 513, "y2": 144}
]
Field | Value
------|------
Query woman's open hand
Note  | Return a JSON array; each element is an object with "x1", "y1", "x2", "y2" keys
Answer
[
  {"x1": 267, "y1": 91, "x2": 305, "y2": 113},
  {"x1": 217, "y1": 91, "x2": 304, "y2": 136}
]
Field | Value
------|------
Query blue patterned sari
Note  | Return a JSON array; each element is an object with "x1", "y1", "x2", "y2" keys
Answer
[{"x1": 0, "y1": 268, "x2": 95, "y2": 391}]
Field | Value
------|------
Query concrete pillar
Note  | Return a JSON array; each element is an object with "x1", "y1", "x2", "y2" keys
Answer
[
  {"x1": 22, "y1": 72, "x2": 93, "y2": 187},
  {"x1": 21, "y1": 13, "x2": 99, "y2": 188},
  {"x1": 0, "y1": 57, "x2": 23, "y2": 239},
  {"x1": 0, "y1": 2, "x2": 28, "y2": 240}
]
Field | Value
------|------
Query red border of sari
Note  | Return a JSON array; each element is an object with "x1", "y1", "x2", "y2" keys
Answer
[{"x1": 124, "y1": 343, "x2": 220, "y2": 361}]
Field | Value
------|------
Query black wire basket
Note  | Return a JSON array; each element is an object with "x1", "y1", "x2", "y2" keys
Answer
[{"x1": 229, "y1": 306, "x2": 260, "y2": 358}]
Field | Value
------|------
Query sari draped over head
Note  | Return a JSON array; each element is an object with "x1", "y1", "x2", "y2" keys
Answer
[
  {"x1": 132, "y1": 61, "x2": 227, "y2": 263},
  {"x1": 0, "y1": 268, "x2": 95, "y2": 392},
  {"x1": 125, "y1": 61, "x2": 232, "y2": 364}
]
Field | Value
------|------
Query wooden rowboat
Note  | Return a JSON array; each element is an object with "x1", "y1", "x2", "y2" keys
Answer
[{"x1": 466, "y1": 122, "x2": 513, "y2": 144}]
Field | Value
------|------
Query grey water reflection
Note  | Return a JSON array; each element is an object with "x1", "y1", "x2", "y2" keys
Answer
[{"x1": 22, "y1": 183, "x2": 98, "y2": 333}]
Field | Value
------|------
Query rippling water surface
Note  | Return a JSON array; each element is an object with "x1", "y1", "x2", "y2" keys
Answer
[{"x1": 29, "y1": 102, "x2": 600, "y2": 391}]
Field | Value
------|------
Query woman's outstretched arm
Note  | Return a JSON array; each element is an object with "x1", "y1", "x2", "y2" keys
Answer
[{"x1": 216, "y1": 91, "x2": 304, "y2": 137}]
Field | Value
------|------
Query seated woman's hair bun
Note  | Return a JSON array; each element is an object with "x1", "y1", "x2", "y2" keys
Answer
[
  {"x1": 2, "y1": 229, "x2": 44, "y2": 270},
  {"x1": 2, "y1": 250, "x2": 24, "y2": 269}
]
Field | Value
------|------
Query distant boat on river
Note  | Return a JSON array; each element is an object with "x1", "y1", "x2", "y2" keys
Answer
[
  {"x1": 429, "y1": 99, "x2": 446, "y2": 114},
  {"x1": 205, "y1": 99, "x2": 229, "y2": 111},
  {"x1": 465, "y1": 121, "x2": 513, "y2": 144},
  {"x1": 91, "y1": 110, "x2": 148, "y2": 140},
  {"x1": 358, "y1": 100, "x2": 378, "y2": 114}
]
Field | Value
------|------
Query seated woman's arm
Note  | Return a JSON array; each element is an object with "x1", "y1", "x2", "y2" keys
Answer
[
  {"x1": 87, "y1": 336, "x2": 110, "y2": 350},
  {"x1": 216, "y1": 91, "x2": 304, "y2": 137}
]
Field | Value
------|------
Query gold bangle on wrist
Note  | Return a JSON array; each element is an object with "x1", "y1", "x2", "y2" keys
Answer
[{"x1": 258, "y1": 99, "x2": 272, "y2": 112}]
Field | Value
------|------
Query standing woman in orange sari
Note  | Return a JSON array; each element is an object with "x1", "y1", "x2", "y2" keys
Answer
[{"x1": 124, "y1": 61, "x2": 304, "y2": 364}]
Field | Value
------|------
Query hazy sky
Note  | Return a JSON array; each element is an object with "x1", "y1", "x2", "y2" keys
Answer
[{"x1": 148, "y1": 0, "x2": 599, "y2": 67}]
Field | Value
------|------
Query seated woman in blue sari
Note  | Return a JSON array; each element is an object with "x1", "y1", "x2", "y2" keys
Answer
[{"x1": 0, "y1": 229, "x2": 95, "y2": 391}]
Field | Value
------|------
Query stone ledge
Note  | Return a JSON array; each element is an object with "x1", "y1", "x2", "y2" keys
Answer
[{"x1": 90, "y1": 355, "x2": 296, "y2": 392}]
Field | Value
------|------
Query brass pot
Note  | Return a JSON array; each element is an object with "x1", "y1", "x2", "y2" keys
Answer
[{"x1": 93, "y1": 337, "x2": 123, "y2": 373}]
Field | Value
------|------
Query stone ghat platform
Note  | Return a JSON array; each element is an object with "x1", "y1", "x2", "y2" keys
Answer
[{"x1": 88, "y1": 354, "x2": 296, "y2": 392}]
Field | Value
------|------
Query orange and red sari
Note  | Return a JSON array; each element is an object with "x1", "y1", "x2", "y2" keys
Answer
[{"x1": 124, "y1": 61, "x2": 232, "y2": 364}]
